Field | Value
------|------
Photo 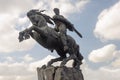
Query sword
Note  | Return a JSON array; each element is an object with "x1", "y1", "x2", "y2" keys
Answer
[{"x1": 72, "y1": 27, "x2": 83, "y2": 38}]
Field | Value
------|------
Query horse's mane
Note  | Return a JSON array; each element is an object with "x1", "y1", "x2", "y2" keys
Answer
[{"x1": 37, "y1": 11, "x2": 53, "y2": 25}]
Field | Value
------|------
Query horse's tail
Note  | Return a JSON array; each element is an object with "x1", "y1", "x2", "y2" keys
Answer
[{"x1": 67, "y1": 35, "x2": 83, "y2": 61}]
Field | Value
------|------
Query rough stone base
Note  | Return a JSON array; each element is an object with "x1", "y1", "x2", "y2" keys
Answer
[{"x1": 37, "y1": 66, "x2": 84, "y2": 80}]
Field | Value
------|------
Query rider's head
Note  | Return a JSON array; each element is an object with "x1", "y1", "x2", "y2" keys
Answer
[{"x1": 53, "y1": 8, "x2": 59, "y2": 15}]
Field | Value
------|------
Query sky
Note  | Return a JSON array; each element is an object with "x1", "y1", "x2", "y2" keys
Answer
[{"x1": 0, "y1": 0, "x2": 120, "y2": 80}]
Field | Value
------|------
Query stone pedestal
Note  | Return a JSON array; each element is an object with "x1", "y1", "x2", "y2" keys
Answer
[{"x1": 37, "y1": 66, "x2": 84, "y2": 80}]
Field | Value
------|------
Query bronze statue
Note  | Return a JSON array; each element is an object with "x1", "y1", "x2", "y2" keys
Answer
[{"x1": 18, "y1": 9, "x2": 83, "y2": 69}]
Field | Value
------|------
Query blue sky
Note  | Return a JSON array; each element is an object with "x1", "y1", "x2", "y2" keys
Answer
[{"x1": 0, "y1": 0, "x2": 120, "y2": 80}]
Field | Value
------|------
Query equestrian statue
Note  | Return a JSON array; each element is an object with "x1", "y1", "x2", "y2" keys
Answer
[{"x1": 18, "y1": 9, "x2": 83, "y2": 69}]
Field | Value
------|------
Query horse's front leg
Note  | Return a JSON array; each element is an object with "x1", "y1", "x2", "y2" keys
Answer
[
  {"x1": 18, "y1": 26, "x2": 35, "y2": 42},
  {"x1": 47, "y1": 57, "x2": 64, "y2": 66},
  {"x1": 18, "y1": 31, "x2": 25, "y2": 42},
  {"x1": 24, "y1": 26, "x2": 35, "y2": 33}
]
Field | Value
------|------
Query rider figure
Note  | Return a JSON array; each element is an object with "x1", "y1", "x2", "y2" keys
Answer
[{"x1": 53, "y1": 8, "x2": 69, "y2": 51}]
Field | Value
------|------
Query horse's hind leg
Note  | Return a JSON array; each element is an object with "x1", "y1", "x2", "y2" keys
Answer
[
  {"x1": 73, "y1": 46, "x2": 83, "y2": 69},
  {"x1": 73, "y1": 51, "x2": 83, "y2": 69},
  {"x1": 47, "y1": 57, "x2": 65, "y2": 66},
  {"x1": 60, "y1": 53, "x2": 76, "y2": 67},
  {"x1": 72, "y1": 58, "x2": 82, "y2": 69},
  {"x1": 60, "y1": 52, "x2": 81, "y2": 69},
  {"x1": 60, "y1": 43, "x2": 77, "y2": 66}
]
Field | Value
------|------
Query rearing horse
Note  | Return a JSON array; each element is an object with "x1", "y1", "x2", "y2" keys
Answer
[{"x1": 18, "y1": 10, "x2": 83, "y2": 69}]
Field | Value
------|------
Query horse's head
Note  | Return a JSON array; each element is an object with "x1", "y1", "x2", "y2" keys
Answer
[
  {"x1": 27, "y1": 9, "x2": 46, "y2": 20},
  {"x1": 27, "y1": 9, "x2": 39, "y2": 25},
  {"x1": 18, "y1": 31, "x2": 30, "y2": 42},
  {"x1": 27, "y1": 9, "x2": 39, "y2": 17},
  {"x1": 27, "y1": 9, "x2": 47, "y2": 27}
]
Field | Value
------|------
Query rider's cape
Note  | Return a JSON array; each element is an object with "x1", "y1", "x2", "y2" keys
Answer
[{"x1": 52, "y1": 15, "x2": 83, "y2": 38}]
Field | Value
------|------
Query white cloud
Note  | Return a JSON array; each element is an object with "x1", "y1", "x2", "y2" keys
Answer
[
  {"x1": 22, "y1": 54, "x2": 34, "y2": 62},
  {"x1": 112, "y1": 58, "x2": 120, "y2": 67},
  {"x1": 0, "y1": 55, "x2": 54, "y2": 80},
  {"x1": 34, "y1": 0, "x2": 89, "y2": 17},
  {"x1": 94, "y1": 1, "x2": 120, "y2": 40},
  {"x1": 82, "y1": 65, "x2": 120, "y2": 80},
  {"x1": 0, "y1": 13, "x2": 36, "y2": 53},
  {"x1": 111, "y1": 51, "x2": 120, "y2": 67},
  {"x1": 5, "y1": 57, "x2": 14, "y2": 62},
  {"x1": 88, "y1": 44, "x2": 116, "y2": 63},
  {"x1": 0, "y1": 0, "x2": 36, "y2": 53},
  {"x1": 0, "y1": 55, "x2": 120, "y2": 80},
  {"x1": 89, "y1": 44, "x2": 120, "y2": 67},
  {"x1": 0, "y1": 0, "x2": 34, "y2": 14},
  {"x1": 29, "y1": 55, "x2": 55, "y2": 71}
]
